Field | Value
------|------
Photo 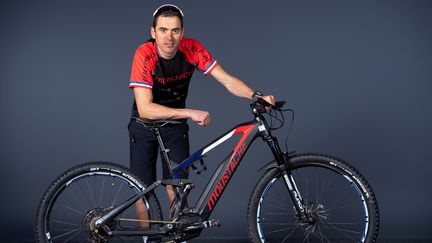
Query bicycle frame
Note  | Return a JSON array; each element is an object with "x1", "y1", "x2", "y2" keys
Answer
[{"x1": 95, "y1": 112, "x2": 310, "y2": 236}]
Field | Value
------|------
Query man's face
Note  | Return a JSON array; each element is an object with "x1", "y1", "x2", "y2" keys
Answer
[{"x1": 151, "y1": 16, "x2": 183, "y2": 59}]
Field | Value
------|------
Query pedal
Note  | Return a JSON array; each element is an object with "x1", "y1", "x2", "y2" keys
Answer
[{"x1": 203, "y1": 219, "x2": 221, "y2": 228}]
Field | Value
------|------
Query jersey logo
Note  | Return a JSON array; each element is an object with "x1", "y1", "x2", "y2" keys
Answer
[{"x1": 155, "y1": 70, "x2": 194, "y2": 85}]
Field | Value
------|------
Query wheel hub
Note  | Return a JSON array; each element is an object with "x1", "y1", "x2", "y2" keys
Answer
[
  {"x1": 82, "y1": 207, "x2": 115, "y2": 242},
  {"x1": 295, "y1": 202, "x2": 329, "y2": 236}
]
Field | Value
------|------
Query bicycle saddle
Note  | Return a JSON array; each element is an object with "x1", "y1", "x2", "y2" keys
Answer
[{"x1": 132, "y1": 117, "x2": 183, "y2": 129}]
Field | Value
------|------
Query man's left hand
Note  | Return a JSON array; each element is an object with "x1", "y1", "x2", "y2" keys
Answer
[{"x1": 260, "y1": 95, "x2": 276, "y2": 107}]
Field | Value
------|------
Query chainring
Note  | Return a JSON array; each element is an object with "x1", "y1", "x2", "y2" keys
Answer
[{"x1": 170, "y1": 213, "x2": 203, "y2": 242}]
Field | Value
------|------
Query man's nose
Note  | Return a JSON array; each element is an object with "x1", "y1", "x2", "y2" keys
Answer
[{"x1": 167, "y1": 31, "x2": 173, "y2": 40}]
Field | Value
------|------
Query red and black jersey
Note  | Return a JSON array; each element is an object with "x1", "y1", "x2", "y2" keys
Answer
[{"x1": 129, "y1": 37, "x2": 218, "y2": 117}]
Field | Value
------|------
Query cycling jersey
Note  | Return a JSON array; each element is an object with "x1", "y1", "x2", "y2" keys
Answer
[{"x1": 129, "y1": 37, "x2": 218, "y2": 117}]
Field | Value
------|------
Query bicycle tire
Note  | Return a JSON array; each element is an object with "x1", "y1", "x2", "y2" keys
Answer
[
  {"x1": 35, "y1": 161, "x2": 163, "y2": 243},
  {"x1": 247, "y1": 154, "x2": 379, "y2": 243}
]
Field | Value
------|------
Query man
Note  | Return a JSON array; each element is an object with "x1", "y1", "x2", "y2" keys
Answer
[{"x1": 128, "y1": 3, "x2": 275, "y2": 234}]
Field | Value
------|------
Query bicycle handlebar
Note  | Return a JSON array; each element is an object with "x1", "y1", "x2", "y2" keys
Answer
[{"x1": 251, "y1": 97, "x2": 286, "y2": 114}]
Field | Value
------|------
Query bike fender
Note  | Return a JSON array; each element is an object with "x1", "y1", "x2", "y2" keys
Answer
[{"x1": 258, "y1": 160, "x2": 281, "y2": 172}]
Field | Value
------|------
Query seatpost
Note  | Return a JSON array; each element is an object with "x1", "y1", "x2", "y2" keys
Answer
[
  {"x1": 152, "y1": 127, "x2": 183, "y2": 218},
  {"x1": 153, "y1": 128, "x2": 172, "y2": 167}
]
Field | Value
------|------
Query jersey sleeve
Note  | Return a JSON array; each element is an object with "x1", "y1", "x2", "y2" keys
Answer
[
  {"x1": 129, "y1": 44, "x2": 156, "y2": 89},
  {"x1": 181, "y1": 38, "x2": 218, "y2": 76}
]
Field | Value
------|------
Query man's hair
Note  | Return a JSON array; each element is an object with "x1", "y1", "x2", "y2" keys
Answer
[{"x1": 152, "y1": 4, "x2": 184, "y2": 28}]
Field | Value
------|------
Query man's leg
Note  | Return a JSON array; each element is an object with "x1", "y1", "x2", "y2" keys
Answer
[{"x1": 129, "y1": 119, "x2": 158, "y2": 228}]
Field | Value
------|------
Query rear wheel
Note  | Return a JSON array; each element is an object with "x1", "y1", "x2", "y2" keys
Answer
[
  {"x1": 248, "y1": 154, "x2": 379, "y2": 242},
  {"x1": 35, "y1": 161, "x2": 162, "y2": 242}
]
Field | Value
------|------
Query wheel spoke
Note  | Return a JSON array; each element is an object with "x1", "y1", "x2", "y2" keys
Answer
[
  {"x1": 98, "y1": 176, "x2": 106, "y2": 206},
  {"x1": 77, "y1": 180, "x2": 93, "y2": 206},
  {"x1": 281, "y1": 225, "x2": 300, "y2": 243},
  {"x1": 327, "y1": 221, "x2": 359, "y2": 240},
  {"x1": 111, "y1": 178, "x2": 124, "y2": 207},
  {"x1": 51, "y1": 219, "x2": 80, "y2": 227},
  {"x1": 85, "y1": 178, "x2": 98, "y2": 207},
  {"x1": 63, "y1": 227, "x2": 84, "y2": 243},
  {"x1": 62, "y1": 191, "x2": 87, "y2": 216},
  {"x1": 58, "y1": 202, "x2": 85, "y2": 216},
  {"x1": 266, "y1": 225, "x2": 297, "y2": 235},
  {"x1": 51, "y1": 227, "x2": 82, "y2": 240}
]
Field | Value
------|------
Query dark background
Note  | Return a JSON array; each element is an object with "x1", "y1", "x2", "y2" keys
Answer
[{"x1": 1, "y1": 0, "x2": 431, "y2": 241}]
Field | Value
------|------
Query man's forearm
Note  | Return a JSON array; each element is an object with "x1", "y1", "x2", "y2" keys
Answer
[
  {"x1": 225, "y1": 76, "x2": 254, "y2": 99},
  {"x1": 211, "y1": 65, "x2": 254, "y2": 99},
  {"x1": 137, "y1": 102, "x2": 210, "y2": 125},
  {"x1": 137, "y1": 102, "x2": 190, "y2": 120}
]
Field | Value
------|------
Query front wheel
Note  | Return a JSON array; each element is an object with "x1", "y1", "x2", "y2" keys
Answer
[
  {"x1": 35, "y1": 161, "x2": 163, "y2": 242},
  {"x1": 248, "y1": 154, "x2": 379, "y2": 243}
]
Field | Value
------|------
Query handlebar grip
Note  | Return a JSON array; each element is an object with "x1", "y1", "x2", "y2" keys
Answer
[
  {"x1": 253, "y1": 98, "x2": 286, "y2": 109},
  {"x1": 275, "y1": 101, "x2": 286, "y2": 108}
]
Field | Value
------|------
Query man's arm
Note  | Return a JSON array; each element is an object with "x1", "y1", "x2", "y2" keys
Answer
[
  {"x1": 210, "y1": 65, "x2": 275, "y2": 105},
  {"x1": 134, "y1": 88, "x2": 210, "y2": 125}
]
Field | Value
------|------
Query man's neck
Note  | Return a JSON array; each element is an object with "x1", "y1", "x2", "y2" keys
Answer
[{"x1": 156, "y1": 45, "x2": 177, "y2": 60}]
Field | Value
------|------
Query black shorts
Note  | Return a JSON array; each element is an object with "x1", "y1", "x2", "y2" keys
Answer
[{"x1": 128, "y1": 118, "x2": 190, "y2": 186}]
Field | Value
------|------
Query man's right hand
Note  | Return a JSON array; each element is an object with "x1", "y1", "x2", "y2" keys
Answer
[
  {"x1": 187, "y1": 109, "x2": 211, "y2": 126},
  {"x1": 134, "y1": 88, "x2": 212, "y2": 125}
]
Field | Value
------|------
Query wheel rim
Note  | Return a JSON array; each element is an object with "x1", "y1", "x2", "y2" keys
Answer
[
  {"x1": 256, "y1": 166, "x2": 369, "y2": 243},
  {"x1": 43, "y1": 171, "x2": 149, "y2": 242}
]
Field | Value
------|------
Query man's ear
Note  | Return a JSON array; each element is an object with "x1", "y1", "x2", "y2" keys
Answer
[{"x1": 151, "y1": 27, "x2": 156, "y2": 39}]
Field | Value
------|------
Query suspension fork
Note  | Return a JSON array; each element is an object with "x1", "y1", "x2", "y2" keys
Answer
[{"x1": 259, "y1": 120, "x2": 311, "y2": 223}]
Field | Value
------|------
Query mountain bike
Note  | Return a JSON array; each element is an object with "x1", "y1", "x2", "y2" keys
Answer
[{"x1": 35, "y1": 98, "x2": 379, "y2": 242}]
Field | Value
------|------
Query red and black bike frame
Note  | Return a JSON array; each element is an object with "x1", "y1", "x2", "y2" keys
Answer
[{"x1": 95, "y1": 111, "x2": 310, "y2": 235}]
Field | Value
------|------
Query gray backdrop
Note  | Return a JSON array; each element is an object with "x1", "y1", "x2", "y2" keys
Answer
[{"x1": 1, "y1": 0, "x2": 431, "y2": 241}]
